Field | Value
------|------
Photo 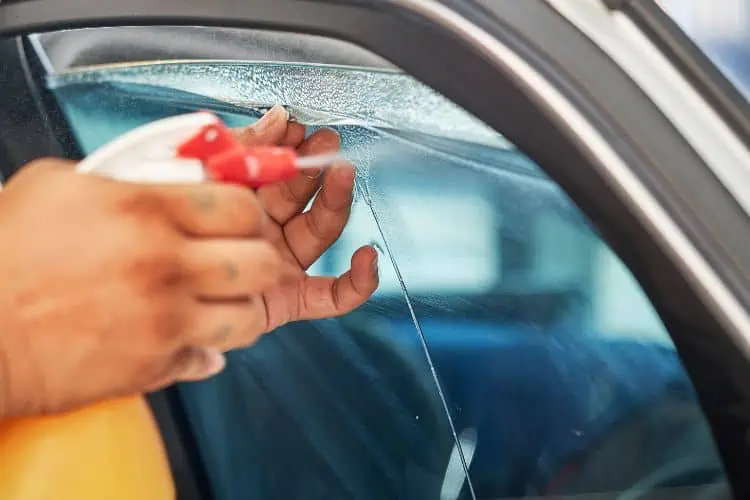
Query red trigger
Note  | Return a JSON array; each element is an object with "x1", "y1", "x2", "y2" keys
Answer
[
  {"x1": 204, "y1": 146, "x2": 299, "y2": 189},
  {"x1": 176, "y1": 121, "x2": 238, "y2": 162},
  {"x1": 176, "y1": 118, "x2": 300, "y2": 188}
]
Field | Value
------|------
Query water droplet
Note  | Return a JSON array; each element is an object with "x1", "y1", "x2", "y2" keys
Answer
[{"x1": 370, "y1": 241, "x2": 384, "y2": 255}]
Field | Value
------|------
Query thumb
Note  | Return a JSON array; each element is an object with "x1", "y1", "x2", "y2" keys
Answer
[{"x1": 236, "y1": 104, "x2": 290, "y2": 146}]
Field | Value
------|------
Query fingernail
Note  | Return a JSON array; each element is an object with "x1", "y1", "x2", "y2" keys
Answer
[
  {"x1": 179, "y1": 347, "x2": 226, "y2": 381},
  {"x1": 322, "y1": 126, "x2": 340, "y2": 138},
  {"x1": 266, "y1": 104, "x2": 288, "y2": 119},
  {"x1": 203, "y1": 348, "x2": 227, "y2": 376},
  {"x1": 304, "y1": 168, "x2": 323, "y2": 179},
  {"x1": 371, "y1": 252, "x2": 379, "y2": 280},
  {"x1": 251, "y1": 105, "x2": 287, "y2": 133}
]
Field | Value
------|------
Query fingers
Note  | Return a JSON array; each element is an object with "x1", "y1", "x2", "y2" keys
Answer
[
  {"x1": 236, "y1": 105, "x2": 301, "y2": 147},
  {"x1": 257, "y1": 127, "x2": 341, "y2": 225},
  {"x1": 281, "y1": 122, "x2": 307, "y2": 147},
  {"x1": 146, "y1": 183, "x2": 267, "y2": 237},
  {"x1": 283, "y1": 165, "x2": 356, "y2": 269},
  {"x1": 143, "y1": 346, "x2": 227, "y2": 392},
  {"x1": 172, "y1": 347, "x2": 227, "y2": 382},
  {"x1": 186, "y1": 298, "x2": 268, "y2": 351},
  {"x1": 294, "y1": 246, "x2": 379, "y2": 322},
  {"x1": 146, "y1": 296, "x2": 268, "y2": 392},
  {"x1": 154, "y1": 346, "x2": 227, "y2": 386},
  {"x1": 149, "y1": 297, "x2": 270, "y2": 388},
  {"x1": 181, "y1": 240, "x2": 284, "y2": 299},
  {"x1": 296, "y1": 127, "x2": 342, "y2": 169},
  {"x1": 148, "y1": 294, "x2": 268, "y2": 388}
]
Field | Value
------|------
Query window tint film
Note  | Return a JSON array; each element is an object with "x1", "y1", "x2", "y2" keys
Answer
[{"x1": 42, "y1": 27, "x2": 729, "y2": 499}]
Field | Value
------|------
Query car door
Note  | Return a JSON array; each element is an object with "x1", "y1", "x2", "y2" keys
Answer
[{"x1": 0, "y1": 1, "x2": 748, "y2": 499}]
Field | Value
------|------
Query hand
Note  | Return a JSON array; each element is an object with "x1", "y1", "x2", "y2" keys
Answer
[
  {"x1": 230, "y1": 105, "x2": 379, "y2": 341},
  {"x1": 0, "y1": 159, "x2": 285, "y2": 417}
]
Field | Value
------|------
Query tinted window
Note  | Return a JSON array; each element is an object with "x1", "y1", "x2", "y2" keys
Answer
[{"x1": 43, "y1": 27, "x2": 729, "y2": 499}]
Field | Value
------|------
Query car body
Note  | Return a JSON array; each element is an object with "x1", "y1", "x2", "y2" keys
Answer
[{"x1": 0, "y1": 1, "x2": 749, "y2": 499}]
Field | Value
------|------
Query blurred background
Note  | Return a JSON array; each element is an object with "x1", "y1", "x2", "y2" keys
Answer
[{"x1": 660, "y1": 0, "x2": 750, "y2": 96}]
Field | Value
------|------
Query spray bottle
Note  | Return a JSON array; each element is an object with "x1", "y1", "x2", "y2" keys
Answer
[{"x1": 0, "y1": 111, "x2": 336, "y2": 500}]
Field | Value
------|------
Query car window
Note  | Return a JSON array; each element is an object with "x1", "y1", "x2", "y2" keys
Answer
[{"x1": 43, "y1": 28, "x2": 730, "y2": 499}]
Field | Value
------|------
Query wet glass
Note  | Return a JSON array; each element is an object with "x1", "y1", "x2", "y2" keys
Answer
[{"x1": 48, "y1": 58, "x2": 728, "y2": 499}]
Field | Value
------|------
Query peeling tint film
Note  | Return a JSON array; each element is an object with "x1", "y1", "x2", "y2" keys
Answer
[
  {"x1": 47, "y1": 61, "x2": 510, "y2": 151},
  {"x1": 48, "y1": 60, "x2": 727, "y2": 499}
]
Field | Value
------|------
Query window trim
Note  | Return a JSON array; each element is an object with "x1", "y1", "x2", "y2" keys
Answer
[
  {"x1": 605, "y1": 0, "x2": 750, "y2": 147},
  {"x1": 549, "y1": 0, "x2": 750, "y2": 220}
]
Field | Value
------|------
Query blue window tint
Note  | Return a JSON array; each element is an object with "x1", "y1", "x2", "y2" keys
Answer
[{"x1": 49, "y1": 59, "x2": 729, "y2": 499}]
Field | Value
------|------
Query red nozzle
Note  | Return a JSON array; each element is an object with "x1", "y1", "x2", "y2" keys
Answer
[
  {"x1": 176, "y1": 121, "x2": 238, "y2": 162},
  {"x1": 204, "y1": 146, "x2": 299, "y2": 188},
  {"x1": 176, "y1": 116, "x2": 300, "y2": 188}
]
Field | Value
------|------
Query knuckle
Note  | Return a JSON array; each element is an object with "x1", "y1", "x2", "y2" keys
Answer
[
  {"x1": 253, "y1": 245, "x2": 283, "y2": 285},
  {"x1": 225, "y1": 184, "x2": 260, "y2": 209},
  {"x1": 255, "y1": 241, "x2": 281, "y2": 269},
  {"x1": 220, "y1": 185, "x2": 265, "y2": 232},
  {"x1": 117, "y1": 189, "x2": 167, "y2": 218},
  {"x1": 304, "y1": 210, "x2": 328, "y2": 240},
  {"x1": 238, "y1": 126, "x2": 260, "y2": 145},
  {"x1": 130, "y1": 247, "x2": 187, "y2": 292},
  {"x1": 220, "y1": 306, "x2": 265, "y2": 350},
  {"x1": 244, "y1": 298, "x2": 268, "y2": 338},
  {"x1": 280, "y1": 183, "x2": 309, "y2": 205},
  {"x1": 147, "y1": 304, "x2": 187, "y2": 345}
]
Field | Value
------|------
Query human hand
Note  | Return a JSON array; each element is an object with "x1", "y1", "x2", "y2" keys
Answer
[
  {"x1": 232, "y1": 105, "x2": 379, "y2": 338},
  {"x1": 0, "y1": 159, "x2": 285, "y2": 417}
]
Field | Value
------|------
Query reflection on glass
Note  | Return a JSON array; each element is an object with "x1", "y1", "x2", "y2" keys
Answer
[{"x1": 49, "y1": 60, "x2": 728, "y2": 499}]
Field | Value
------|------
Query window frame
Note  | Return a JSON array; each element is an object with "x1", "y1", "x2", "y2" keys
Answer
[
  {"x1": 603, "y1": 0, "x2": 750, "y2": 145},
  {"x1": 0, "y1": 0, "x2": 749, "y2": 495}
]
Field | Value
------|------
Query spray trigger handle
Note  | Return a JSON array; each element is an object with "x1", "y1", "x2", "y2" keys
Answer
[{"x1": 176, "y1": 120, "x2": 300, "y2": 188}]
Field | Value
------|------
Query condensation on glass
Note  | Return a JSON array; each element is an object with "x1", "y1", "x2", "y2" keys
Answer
[{"x1": 38, "y1": 26, "x2": 730, "y2": 500}]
